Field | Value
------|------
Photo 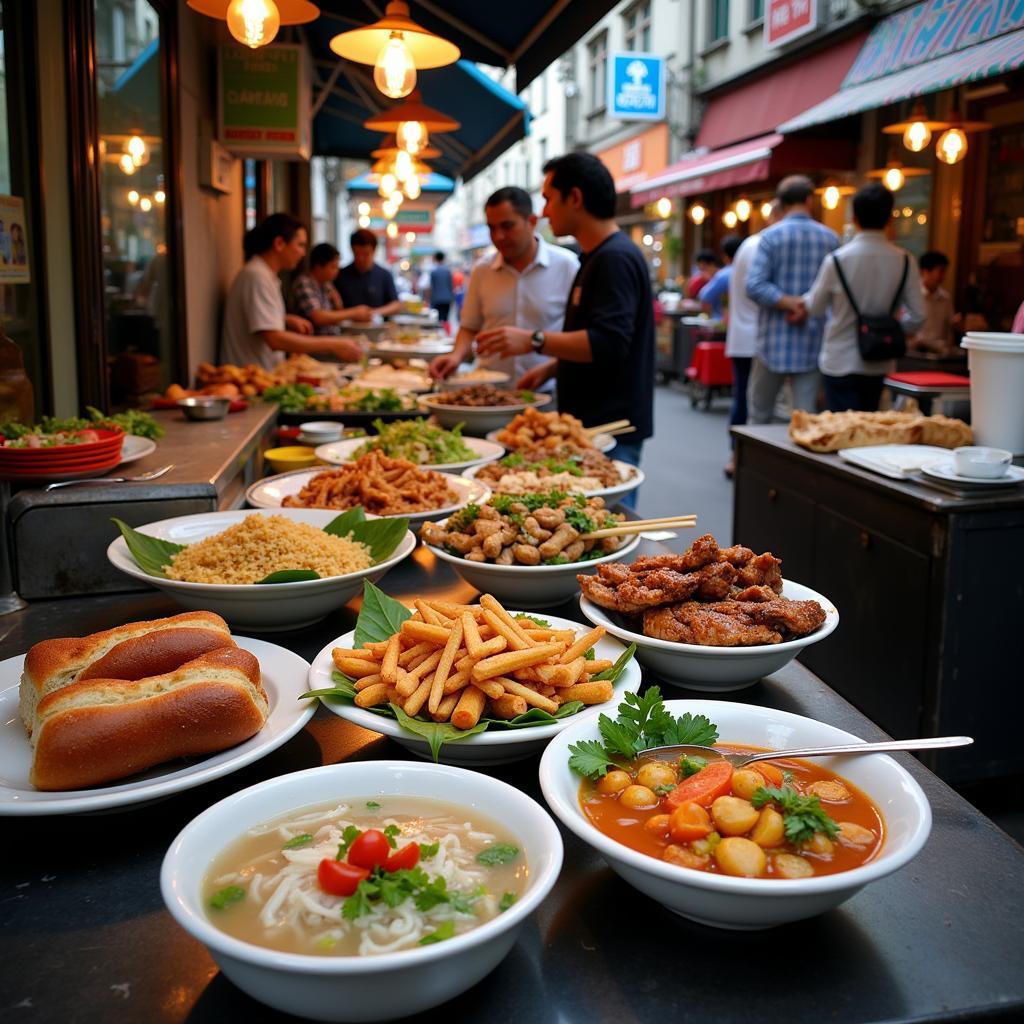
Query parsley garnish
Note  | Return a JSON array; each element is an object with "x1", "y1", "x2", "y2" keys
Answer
[
  {"x1": 751, "y1": 785, "x2": 841, "y2": 845},
  {"x1": 418, "y1": 841, "x2": 440, "y2": 859},
  {"x1": 342, "y1": 878, "x2": 379, "y2": 921},
  {"x1": 336, "y1": 824, "x2": 361, "y2": 860},
  {"x1": 515, "y1": 614, "x2": 551, "y2": 627},
  {"x1": 209, "y1": 885, "x2": 245, "y2": 910},
  {"x1": 679, "y1": 755, "x2": 707, "y2": 778},
  {"x1": 419, "y1": 920, "x2": 456, "y2": 945},
  {"x1": 282, "y1": 833, "x2": 314, "y2": 849},
  {"x1": 584, "y1": 647, "x2": 596, "y2": 661},
  {"x1": 499, "y1": 892, "x2": 517, "y2": 912},
  {"x1": 383, "y1": 824, "x2": 401, "y2": 849},
  {"x1": 568, "y1": 688, "x2": 719, "y2": 779},
  {"x1": 366, "y1": 800, "x2": 381, "y2": 809},
  {"x1": 476, "y1": 843, "x2": 519, "y2": 866}
]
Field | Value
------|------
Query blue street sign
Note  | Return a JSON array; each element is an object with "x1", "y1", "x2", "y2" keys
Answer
[{"x1": 607, "y1": 52, "x2": 665, "y2": 122}]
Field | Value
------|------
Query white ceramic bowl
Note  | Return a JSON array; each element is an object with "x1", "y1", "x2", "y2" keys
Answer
[
  {"x1": 463, "y1": 459, "x2": 644, "y2": 502},
  {"x1": 424, "y1": 527, "x2": 643, "y2": 609},
  {"x1": 309, "y1": 611, "x2": 641, "y2": 765},
  {"x1": 539, "y1": 699, "x2": 932, "y2": 930},
  {"x1": 314, "y1": 435, "x2": 505, "y2": 474},
  {"x1": 419, "y1": 393, "x2": 552, "y2": 436},
  {"x1": 300, "y1": 420, "x2": 344, "y2": 441},
  {"x1": 161, "y1": 761, "x2": 564, "y2": 1022},
  {"x1": 438, "y1": 371, "x2": 511, "y2": 391},
  {"x1": 486, "y1": 427, "x2": 617, "y2": 455},
  {"x1": 106, "y1": 508, "x2": 416, "y2": 632},
  {"x1": 579, "y1": 579, "x2": 839, "y2": 691},
  {"x1": 245, "y1": 469, "x2": 491, "y2": 525},
  {"x1": 952, "y1": 445, "x2": 1012, "y2": 479}
]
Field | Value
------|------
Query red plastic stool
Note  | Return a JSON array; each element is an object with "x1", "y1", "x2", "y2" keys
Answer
[{"x1": 685, "y1": 341, "x2": 733, "y2": 410}]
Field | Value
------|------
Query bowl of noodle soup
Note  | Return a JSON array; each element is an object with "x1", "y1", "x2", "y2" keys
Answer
[{"x1": 161, "y1": 760, "x2": 563, "y2": 1022}]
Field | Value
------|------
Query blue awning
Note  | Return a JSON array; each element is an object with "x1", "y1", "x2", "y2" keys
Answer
[
  {"x1": 317, "y1": 0, "x2": 619, "y2": 91},
  {"x1": 346, "y1": 170, "x2": 454, "y2": 195},
  {"x1": 305, "y1": 13, "x2": 531, "y2": 182}
]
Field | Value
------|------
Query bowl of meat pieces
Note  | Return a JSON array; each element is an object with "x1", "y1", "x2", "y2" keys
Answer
[
  {"x1": 419, "y1": 386, "x2": 552, "y2": 435},
  {"x1": 578, "y1": 534, "x2": 838, "y2": 691}
]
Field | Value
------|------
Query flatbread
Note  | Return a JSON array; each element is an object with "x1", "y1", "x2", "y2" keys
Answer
[{"x1": 789, "y1": 402, "x2": 972, "y2": 453}]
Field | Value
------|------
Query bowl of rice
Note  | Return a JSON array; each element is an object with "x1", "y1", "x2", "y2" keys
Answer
[{"x1": 106, "y1": 508, "x2": 416, "y2": 631}]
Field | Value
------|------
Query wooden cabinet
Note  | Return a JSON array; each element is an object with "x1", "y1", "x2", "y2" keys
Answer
[{"x1": 733, "y1": 426, "x2": 1024, "y2": 784}]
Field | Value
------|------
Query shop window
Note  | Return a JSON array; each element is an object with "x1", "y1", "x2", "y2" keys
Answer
[
  {"x1": 94, "y1": 0, "x2": 179, "y2": 405},
  {"x1": 707, "y1": 0, "x2": 730, "y2": 45},
  {"x1": 0, "y1": 1, "x2": 51, "y2": 414},
  {"x1": 890, "y1": 175, "x2": 932, "y2": 259},
  {"x1": 747, "y1": 0, "x2": 764, "y2": 23},
  {"x1": 624, "y1": 2, "x2": 652, "y2": 52},
  {"x1": 587, "y1": 31, "x2": 607, "y2": 113}
]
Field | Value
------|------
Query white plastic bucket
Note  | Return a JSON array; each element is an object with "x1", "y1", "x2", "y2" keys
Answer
[{"x1": 960, "y1": 332, "x2": 1024, "y2": 454}]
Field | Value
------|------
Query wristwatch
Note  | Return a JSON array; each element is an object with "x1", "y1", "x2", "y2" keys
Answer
[{"x1": 531, "y1": 330, "x2": 546, "y2": 353}]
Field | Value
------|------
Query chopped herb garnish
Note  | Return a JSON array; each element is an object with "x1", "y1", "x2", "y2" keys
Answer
[
  {"x1": 584, "y1": 647, "x2": 596, "y2": 661},
  {"x1": 751, "y1": 785, "x2": 841, "y2": 845},
  {"x1": 366, "y1": 800, "x2": 381, "y2": 809},
  {"x1": 476, "y1": 843, "x2": 519, "y2": 866},
  {"x1": 383, "y1": 824, "x2": 402, "y2": 849},
  {"x1": 679, "y1": 755, "x2": 707, "y2": 778},
  {"x1": 418, "y1": 841, "x2": 440, "y2": 859},
  {"x1": 282, "y1": 833, "x2": 314, "y2": 850},
  {"x1": 498, "y1": 892, "x2": 517, "y2": 912},
  {"x1": 209, "y1": 885, "x2": 245, "y2": 910},
  {"x1": 419, "y1": 920, "x2": 456, "y2": 945},
  {"x1": 342, "y1": 878, "x2": 379, "y2": 921},
  {"x1": 337, "y1": 824, "x2": 361, "y2": 860}
]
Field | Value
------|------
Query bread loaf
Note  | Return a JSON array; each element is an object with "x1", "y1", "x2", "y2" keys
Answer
[{"x1": 18, "y1": 612, "x2": 270, "y2": 791}]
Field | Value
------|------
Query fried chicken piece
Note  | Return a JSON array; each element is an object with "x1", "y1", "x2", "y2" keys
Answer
[
  {"x1": 629, "y1": 534, "x2": 722, "y2": 574},
  {"x1": 732, "y1": 585, "x2": 777, "y2": 602},
  {"x1": 644, "y1": 604, "x2": 782, "y2": 646},
  {"x1": 719, "y1": 544, "x2": 755, "y2": 566},
  {"x1": 725, "y1": 598, "x2": 825, "y2": 637},
  {"x1": 580, "y1": 562, "x2": 737, "y2": 613},
  {"x1": 735, "y1": 552, "x2": 783, "y2": 592}
]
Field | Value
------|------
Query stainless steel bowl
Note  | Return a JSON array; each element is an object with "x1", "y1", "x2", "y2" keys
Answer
[{"x1": 177, "y1": 396, "x2": 230, "y2": 421}]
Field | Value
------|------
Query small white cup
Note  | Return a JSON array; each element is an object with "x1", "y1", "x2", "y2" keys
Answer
[{"x1": 952, "y1": 445, "x2": 1013, "y2": 479}]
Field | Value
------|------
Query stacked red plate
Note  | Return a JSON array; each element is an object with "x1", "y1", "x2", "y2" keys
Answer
[{"x1": 0, "y1": 428, "x2": 124, "y2": 481}]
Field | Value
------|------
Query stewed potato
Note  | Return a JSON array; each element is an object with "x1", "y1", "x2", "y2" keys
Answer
[
  {"x1": 597, "y1": 770, "x2": 631, "y2": 795},
  {"x1": 730, "y1": 769, "x2": 765, "y2": 801},
  {"x1": 750, "y1": 807, "x2": 785, "y2": 848},
  {"x1": 636, "y1": 761, "x2": 678, "y2": 791},
  {"x1": 714, "y1": 837, "x2": 767, "y2": 878},
  {"x1": 620, "y1": 785, "x2": 659, "y2": 810},
  {"x1": 773, "y1": 853, "x2": 814, "y2": 879},
  {"x1": 711, "y1": 796, "x2": 761, "y2": 836}
]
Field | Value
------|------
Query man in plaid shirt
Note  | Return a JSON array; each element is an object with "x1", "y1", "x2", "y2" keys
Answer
[
  {"x1": 746, "y1": 176, "x2": 838, "y2": 422},
  {"x1": 289, "y1": 243, "x2": 371, "y2": 339}
]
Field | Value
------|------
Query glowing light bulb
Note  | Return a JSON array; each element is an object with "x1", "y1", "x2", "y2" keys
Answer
[
  {"x1": 358, "y1": 214, "x2": 371, "y2": 228},
  {"x1": 386, "y1": 221, "x2": 399, "y2": 239},
  {"x1": 139, "y1": 196, "x2": 153, "y2": 212},
  {"x1": 373, "y1": 31, "x2": 416, "y2": 99},
  {"x1": 735, "y1": 198, "x2": 752, "y2": 222},
  {"x1": 722, "y1": 210, "x2": 738, "y2": 228},
  {"x1": 126, "y1": 135, "x2": 148, "y2": 167},
  {"x1": 689, "y1": 204, "x2": 707, "y2": 225},
  {"x1": 226, "y1": 0, "x2": 280, "y2": 49},
  {"x1": 379, "y1": 172, "x2": 398, "y2": 197},
  {"x1": 916, "y1": 213, "x2": 928, "y2": 225},
  {"x1": 118, "y1": 153, "x2": 136, "y2": 175},
  {"x1": 654, "y1": 196, "x2": 672, "y2": 219},
  {"x1": 404, "y1": 177, "x2": 421, "y2": 200},
  {"x1": 382, "y1": 200, "x2": 397, "y2": 218},
  {"x1": 357, "y1": 202, "x2": 371, "y2": 216},
  {"x1": 936, "y1": 127, "x2": 967, "y2": 165},
  {"x1": 394, "y1": 149, "x2": 414, "y2": 182},
  {"x1": 902, "y1": 206, "x2": 913, "y2": 218},
  {"x1": 127, "y1": 190, "x2": 140, "y2": 205},
  {"x1": 389, "y1": 190, "x2": 404, "y2": 208},
  {"x1": 405, "y1": 231, "x2": 416, "y2": 243},
  {"x1": 883, "y1": 164, "x2": 905, "y2": 191},
  {"x1": 822, "y1": 186, "x2": 841, "y2": 211},
  {"x1": 903, "y1": 120, "x2": 931, "y2": 153},
  {"x1": 760, "y1": 201, "x2": 773, "y2": 219},
  {"x1": 397, "y1": 120, "x2": 427, "y2": 155},
  {"x1": 153, "y1": 189, "x2": 166, "y2": 204},
  {"x1": 642, "y1": 234, "x2": 654, "y2": 246}
]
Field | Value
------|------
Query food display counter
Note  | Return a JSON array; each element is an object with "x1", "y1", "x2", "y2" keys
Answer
[
  {"x1": 2, "y1": 541, "x2": 1023, "y2": 1024},
  {"x1": 732, "y1": 425, "x2": 1024, "y2": 784}
]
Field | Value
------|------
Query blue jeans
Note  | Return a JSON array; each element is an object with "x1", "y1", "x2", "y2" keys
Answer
[
  {"x1": 729, "y1": 356, "x2": 752, "y2": 449},
  {"x1": 609, "y1": 440, "x2": 643, "y2": 511}
]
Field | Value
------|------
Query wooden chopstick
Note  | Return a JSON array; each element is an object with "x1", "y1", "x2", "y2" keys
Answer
[
  {"x1": 580, "y1": 515, "x2": 698, "y2": 540},
  {"x1": 585, "y1": 419, "x2": 631, "y2": 436},
  {"x1": 605, "y1": 425, "x2": 637, "y2": 438}
]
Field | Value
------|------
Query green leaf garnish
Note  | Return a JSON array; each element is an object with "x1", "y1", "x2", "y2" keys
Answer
[
  {"x1": 499, "y1": 892, "x2": 517, "y2": 912},
  {"x1": 567, "y1": 739, "x2": 619, "y2": 780},
  {"x1": 354, "y1": 580, "x2": 413, "y2": 648},
  {"x1": 390, "y1": 704, "x2": 488, "y2": 762},
  {"x1": 282, "y1": 833, "x2": 314, "y2": 849},
  {"x1": 110, "y1": 518, "x2": 184, "y2": 578},
  {"x1": 418, "y1": 841, "x2": 440, "y2": 859},
  {"x1": 383, "y1": 824, "x2": 401, "y2": 849},
  {"x1": 342, "y1": 878, "x2": 379, "y2": 921},
  {"x1": 366, "y1": 800, "x2": 381, "y2": 809},
  {"x1": 751, "y1": 785, "x2": 841, "y2": 845},
  {"x1": 418, "y1": 920, "x2": 456, "y2": 945},
  {"x1": 679, "y1": 755, "x2": 707, "y2": 778},
  {"x1": 256, "y1": 569, "x2": 321, "y2": 584},
  {"x1": 476, "y1": 843, "x2": 519, "y2": 866},
  {"x1": 336, "y1": 825, "x2": 361, "y2": 860},
  {"x1": 209, "y1": 885, "x2": 245, "y2": 910},
  {"x1": 514, "y1": 614, "x2": 551, "y2": 628},
  {"x1": 591, "y1": 643, "x2": 637, "y2": 684}
]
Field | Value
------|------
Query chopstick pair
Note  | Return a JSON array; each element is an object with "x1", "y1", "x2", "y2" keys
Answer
[
  {"x1": 580, "y1": 514, "x2": 698, "y2": 540},
  {"x1": 585, "y1": 419, "x2": 631, "y2": 436}
]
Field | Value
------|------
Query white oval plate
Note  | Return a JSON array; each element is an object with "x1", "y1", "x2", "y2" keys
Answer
[
  {"x1": 463, "y1": 459, "x2": 643, "y2": 501},
  {"x1": 308, "y1": 611, "x2": 641, "y2": 765},
  {"x1": 0, "y1": 637, "x2": 314, "y2": 815},
  {"x1": 314, "y1": 435, "x2": 505, "y2": 474},
  {"x1": 920, "y1": 459, "x2": 1024, "y2": 487},
  {"x1": 486, "y1": 428, "x2": 617, "y2": 455},
  {"x1": 246, "y1": 469, "x2": 490, "y2": 523},
  {"x1": 119, "y1": 435, "x2": 158, "y2": 465}
]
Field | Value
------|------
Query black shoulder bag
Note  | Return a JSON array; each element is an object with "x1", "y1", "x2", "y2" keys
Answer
[{"x1": 832, "y1": 252, "x2": 909, "y2": 362}]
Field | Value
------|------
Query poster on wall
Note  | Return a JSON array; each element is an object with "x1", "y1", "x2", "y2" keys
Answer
[
  {"x1": 765, "y1": 0, "x2": 818, "y2": 49},
  {"x1": 0, "y1": 195, "x2": 30, "y2": 284}
]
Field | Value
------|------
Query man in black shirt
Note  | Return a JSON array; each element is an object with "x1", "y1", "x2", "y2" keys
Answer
[
  {"x1": 335, "y1": 229, "x2": 403, "y2": 319},
  {"x1": 477, "y1": 152, "x2": 654, "y2": 481}
]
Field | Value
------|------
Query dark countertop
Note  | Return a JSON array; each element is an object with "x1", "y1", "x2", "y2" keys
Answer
[
  {"x1": 2, "y1": 542, "x2": 1022, "y2": 1023},
  {"x1": 733, "y1": 424, "x2": 1024, "y2": 512}
]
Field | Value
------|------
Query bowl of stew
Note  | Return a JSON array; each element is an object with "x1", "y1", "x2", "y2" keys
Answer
[
  {"x1": 538, "y1": 699, "x2": 931, "y2": 930},
  {"x1": 162, "y1": 760, "x2": 563, "y2": 1021}
]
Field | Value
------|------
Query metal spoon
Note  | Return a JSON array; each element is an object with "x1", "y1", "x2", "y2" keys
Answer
[
  {"x1": 44, "y1": 464, "x2": 175, "y2": 491},
  {"x1": 642, "y1": 735, "x2": 974, "y2": 769}
]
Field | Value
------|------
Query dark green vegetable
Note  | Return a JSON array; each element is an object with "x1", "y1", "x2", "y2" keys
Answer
[
  {"x1": 498, "y1": 892, "x2": 517, "y2": 912},
  {"x1": 209, "y1": 885, "x2": 245, "y2": 910},
  {"x1": 282, "y1": 834, "x2": 314, "y2": 849},
  {"x1": 418, "y1": 920, "x2": 456, "y2": 945},
  {"x1": 476, "y1": 843, "x2": 519, "y2": 866}
]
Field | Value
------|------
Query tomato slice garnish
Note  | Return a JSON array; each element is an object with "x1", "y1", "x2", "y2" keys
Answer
[
  {"x1": 383, "y1": 842, "x2": 420, "y2": 873},
  {"x1": 347, "y1": 829, "x2": 392, "y2": 870},
  {"x1": 317, "y1": 858, "x2": 370, "y2": 896}
]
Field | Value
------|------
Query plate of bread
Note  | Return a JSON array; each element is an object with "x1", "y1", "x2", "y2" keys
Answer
[{"x1": 0, "y1": 611, "x2": 315, "y2": 813}]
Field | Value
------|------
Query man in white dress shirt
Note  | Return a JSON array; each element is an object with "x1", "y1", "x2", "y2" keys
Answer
[{"x1": 429, "y1": 187, "x2": 579, "y2": 384}]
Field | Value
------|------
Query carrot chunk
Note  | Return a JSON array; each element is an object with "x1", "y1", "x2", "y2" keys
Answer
[{"x1": 664, "y1": 761, "x2": 734, "y2": 809}]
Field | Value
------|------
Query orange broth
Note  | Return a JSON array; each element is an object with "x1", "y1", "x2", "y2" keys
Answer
[{"x1": 579, "y1": 745, "x2": 885, "y2": 879}]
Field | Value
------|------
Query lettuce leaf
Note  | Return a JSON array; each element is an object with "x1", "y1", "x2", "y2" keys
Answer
[
  {"x1": 354, "y1": 580, "x2": 413, "y2": 648},
  {"x1": 110, "y1": 518, "x2": 184, "y2": 578}
]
